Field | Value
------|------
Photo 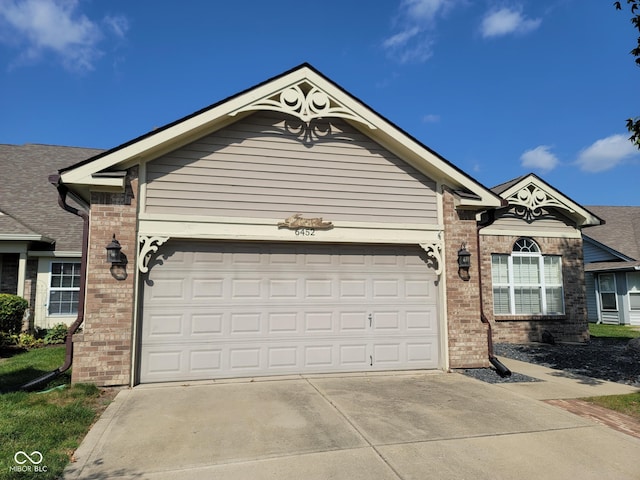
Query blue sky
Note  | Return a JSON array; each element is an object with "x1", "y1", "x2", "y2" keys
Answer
[{"x1": 0, "y1": 0, "x2": 638, "y2": 206}]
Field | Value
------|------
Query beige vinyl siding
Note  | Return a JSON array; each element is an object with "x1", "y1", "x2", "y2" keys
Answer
[
  {"x1": 145, "y1": 112, "x2": 438, "y2": 224},
  {"x1": 486, "y1": 208, "x2": 577, "y2": 235}
]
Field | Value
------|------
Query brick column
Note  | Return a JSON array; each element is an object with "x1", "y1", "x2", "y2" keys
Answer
[
  {"x1": 442, "y1": 188, "x2": 489, "y2": 368},
  {"x1": 72, "y1": 168, "x2": 138, "y2": 386}
]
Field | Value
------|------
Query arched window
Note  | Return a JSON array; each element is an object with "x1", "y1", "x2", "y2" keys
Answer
[{"x1": 491, "y1": 238, "x2": 564, "y2": 315}]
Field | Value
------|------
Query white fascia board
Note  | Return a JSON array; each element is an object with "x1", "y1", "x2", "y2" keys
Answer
[
  {"x1": 0, "y1": 234, "x2": 54, "y2": 243},
  {"x1": 479, "y1": 227, "x2": 582, "y2": 239},
  {"x1": 27, "y1": 250, "x2": 82, "y2": 258}
]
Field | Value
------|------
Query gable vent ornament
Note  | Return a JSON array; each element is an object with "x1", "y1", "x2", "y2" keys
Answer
[
  {"x1": 508, "y1": 184, "x2": 570, "y2": 222},
  {"x1": 230, "y1": 81, "x2": 376, "y2": 130}
]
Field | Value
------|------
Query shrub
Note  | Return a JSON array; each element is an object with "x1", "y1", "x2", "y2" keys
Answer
[
  {"x1": 0, "y1": 294, "x2": 28, "y2": 334},
  {"x1": 44, "y1": 323, "x2": 69, "y2": 345},
  {"x1": 17, "y1": 332, "x2": 42, "y2": 348}
]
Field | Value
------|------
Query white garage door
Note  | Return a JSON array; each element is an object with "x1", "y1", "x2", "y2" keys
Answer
[{"x1": 139, "y1": 242, "x2": 440, "y2": 383}]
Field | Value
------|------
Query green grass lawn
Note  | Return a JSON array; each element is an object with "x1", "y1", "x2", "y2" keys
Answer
[
  {"x1": 0, "y1": 347, "x2": 116, "y2": 480},
  {"x1": 584, "y1": 323, "x2": 640, "y2": 422},
  {"x1": 582, "y1": 392, "x2": 640, "y2": 421},
  {"x1": 588, "y1": 323, "x2": 640, "y2": 339}
]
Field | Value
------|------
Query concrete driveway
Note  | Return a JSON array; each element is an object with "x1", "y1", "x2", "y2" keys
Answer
[{"x1": 64, "y1": 370, "x2": 639, "y2": 480}]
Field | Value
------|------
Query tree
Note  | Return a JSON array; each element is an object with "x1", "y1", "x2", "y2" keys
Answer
[{"x1": 614, "y1": 0, "x2": 640, "y2": 148}]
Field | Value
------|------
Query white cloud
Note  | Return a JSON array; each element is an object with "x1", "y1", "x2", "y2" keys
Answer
[
  {"x1": 401, "y1": 0, "x2": 452, "y2": 24},
  {"x1": 104, "y1": 14, "x2": 129, "y2": 39},
  {"x1": 480, "y1": 7, "x2": 541, "y2": 38},
  {"x1": 520, "y1": 145, "x2": 559, "y2": 172},
  {"x1": 422, "y1": 113, "x2": 440, "y2": 123},
  {"x1": 382, "y1": 26, "x2": 421, "y2": 49},
  {"x1": 575, "y1": 134, "x2": 639, "y2": 173},
  {"x1": 382, "y1": 0, "x2": 457, "y2": 64},
  {"x1": 0, "y1": 0, "x2": 128, "y2": 72}
]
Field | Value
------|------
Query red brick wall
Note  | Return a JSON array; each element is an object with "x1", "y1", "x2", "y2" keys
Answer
[
  {"x1": 479, "y1": 234, "x2": 589, "y2": 344},
  {"x1": 72, "y1": 168, "x2": 138, "y2": 386},
  {"x1": 442, "y1": 189, "x2": 490, "y2": 369}
]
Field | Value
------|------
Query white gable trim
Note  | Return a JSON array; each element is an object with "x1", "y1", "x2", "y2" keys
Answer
[
  {"x1": 59, "y1": 64, "x2": 503, "y2": 209},
  {"x1": 499, "y1": 174, "x2": 601, "y2": 227}
]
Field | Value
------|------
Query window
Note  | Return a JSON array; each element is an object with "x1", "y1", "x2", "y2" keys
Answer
[
  {"x1": 627, "y1": 272, "x2": 640, "y2": 311},
  {"x1": 48, "y1": 262, "x2": 81, "y2": 315},
  {"x1": 598, "y1": 273, "x2": 617, "y2": 311},
  {"x1": 491, "y1": 238, "x2": 564, "y2": 315}
]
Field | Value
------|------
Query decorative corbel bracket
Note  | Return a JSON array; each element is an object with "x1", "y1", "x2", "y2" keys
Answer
[
  {"x1": 420, "y1": 241, "x2": 443, "y2": 276},
  {"x1": 138, "y1": 235, "x2": 169, "y2": 273}
]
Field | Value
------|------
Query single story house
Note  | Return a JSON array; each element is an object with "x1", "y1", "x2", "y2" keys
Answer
[
  {"x1": 0, "y1": 144, "x2": 102, "y2": 330},
  {"x1": 583, "y1": 206, "x2": 640, "y2": 325},
  {"x1": 48, "y1": 64, "x2": 602, "y2": 387}
]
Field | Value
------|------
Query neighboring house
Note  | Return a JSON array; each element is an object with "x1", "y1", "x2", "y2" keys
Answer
[
  {"x1": 0, "y1": 144, "x2": 102, "y2": 330},
  {"x1": 49, "y1": 64, "x2": 602, "y2": 387},
  {"x1": 582, "y1": 206, "x2": 640, "y2": 326}
]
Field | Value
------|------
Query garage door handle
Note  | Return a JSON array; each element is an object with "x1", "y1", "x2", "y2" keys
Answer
[
  {"x1": 370, "y1": 355, "x2": 373, "y2": 366},
  {"x1": 368, "y1": 313, "x2": 372, "y2": 327}
]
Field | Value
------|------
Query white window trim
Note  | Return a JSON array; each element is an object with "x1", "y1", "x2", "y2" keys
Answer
[
  {"x1": 598, "y1": 273, "x2": 618, "y2": 312},
  {"x1": 492, "y1": 239, "x2": 564, "y2": 316},
  {"x1": 626, "y1": 271, "x2": 640, "y2": 311},
  {"x1": 48, "y1": 260, "x2": 81, "y2": 316}
]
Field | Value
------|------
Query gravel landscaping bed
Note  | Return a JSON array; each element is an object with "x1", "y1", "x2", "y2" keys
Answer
[{"x1": 460, "y1": 338, "x2": 640, "y2": 386}]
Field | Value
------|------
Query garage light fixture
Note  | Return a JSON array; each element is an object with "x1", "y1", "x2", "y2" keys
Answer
[
  {"x1": 106, "y1": 234, "x2": 124, "y2": 265},
  {"x1": 457, "y1": 243, "x2": 471, "y2": 281}
]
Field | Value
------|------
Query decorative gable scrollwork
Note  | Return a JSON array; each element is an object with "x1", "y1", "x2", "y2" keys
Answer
[
  {"x1": 229, "y1": 80, "x2": 376, "y2": 130},
  {"x1": 138, "y1": 235, "x2": 169, "y2": 273},
  {"x1": 508, "y1": 184, "x2": 571, "y2": 222}
]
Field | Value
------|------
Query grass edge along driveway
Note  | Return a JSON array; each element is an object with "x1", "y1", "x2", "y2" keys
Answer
[{"x1": 0, "y1": 347, "x2": 117, "y2": 480}]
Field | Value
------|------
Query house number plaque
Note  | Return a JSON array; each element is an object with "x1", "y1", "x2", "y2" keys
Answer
[{"x1": 278, "y1": 214, "x2": 333, "y2": 232}]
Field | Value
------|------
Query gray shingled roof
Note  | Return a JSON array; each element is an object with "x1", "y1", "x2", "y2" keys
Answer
[
  {"x1": 583, "y1": 206, "x2": 640, "y2": 272},
  {"x1": 0, "y1": 144, "x2": 103, "y2": 251}
]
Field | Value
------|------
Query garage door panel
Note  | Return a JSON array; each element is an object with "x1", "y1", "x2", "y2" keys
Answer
[
  {"x1": 140, "y1": 242, "x2": 440, "y2": 383},
  {"x1": 191, "y1": 313, "x2": 223, "y2": 335},
  {"x1": 192, "y1": 278, "x2": 224, "y2": 299},
  {"x1": 148, "y1": 279, "x2": 185, "y2": 300},
  {"x1": 268, "y1": 312, "x2": 298, "y2": 333}
]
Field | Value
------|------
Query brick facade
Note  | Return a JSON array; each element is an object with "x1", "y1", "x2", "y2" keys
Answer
[
  {"x1": 479, "y1": 234, "x2": 589, "y2": 344},
  {"x1": 72, "y1": 168, "x2": 138, "y2": 386},
  {"x1": 442, "y1": 189, "x2": 490, "y2": 369}
]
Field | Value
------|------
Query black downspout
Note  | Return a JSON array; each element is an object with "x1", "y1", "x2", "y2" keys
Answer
[
  {"x1": 20, "y1": 176, "x2": 89, "y2": 391},
  {"x1": 476, "y1": 210, "x2": 512, "y2": 378}
]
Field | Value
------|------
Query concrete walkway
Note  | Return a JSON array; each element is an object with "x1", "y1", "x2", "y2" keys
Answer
[{"x1": 64, "y1": 364, "x2": 640, "y2": 480}]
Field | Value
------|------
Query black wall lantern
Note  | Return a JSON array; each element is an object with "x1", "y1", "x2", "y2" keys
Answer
[
  {"x1": 457, "y1": 242, "x2": 471, "y2": 281},
  {"x1": 106, "y1": 234, "x2": 123, "y2": 265}
]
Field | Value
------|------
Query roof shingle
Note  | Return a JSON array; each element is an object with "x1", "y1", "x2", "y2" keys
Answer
[{"x1": 0, "y1": 144, "x2": 103, "y2": 251}]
